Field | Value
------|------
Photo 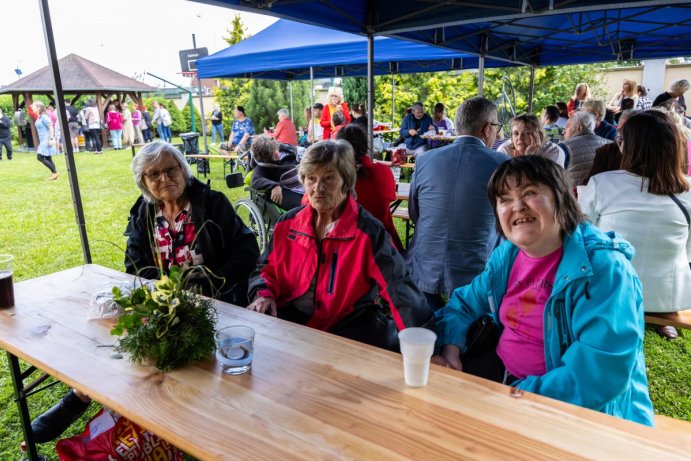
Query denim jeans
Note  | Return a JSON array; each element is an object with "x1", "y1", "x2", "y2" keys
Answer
[
  {"x1": 158, "y1": 124, "x2": 172, "y2": 142},
  {"x1": 211, "y1": 123, "x2": 224, "y2": 143},
  {"x1": 110, "y1": 129, "x2": 123, "y2": 149}
]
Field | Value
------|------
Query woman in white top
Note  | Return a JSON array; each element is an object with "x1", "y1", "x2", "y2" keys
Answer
[
  {"x1": 498, "y1": 114, "x2": 566, "y2": 167},
  {"x1": 607, "y1": 78, "x2": 639, "y2": 114},
  {"x1": 579, "y1": 110, "x2": 691, "y2": 339}
]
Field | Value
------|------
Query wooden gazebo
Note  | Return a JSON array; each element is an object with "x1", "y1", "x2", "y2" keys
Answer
[{"x1": 0, "y1": 53, "x2": 155, "y2": 148}]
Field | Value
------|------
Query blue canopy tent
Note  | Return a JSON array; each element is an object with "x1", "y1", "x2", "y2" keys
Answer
[
  {"x1": 197, "y1": 19, "x2": 506, "y2": 132},
  {"x1": 192, "y1": 0, "x2": 691, "y2": 139},
  {"x1": 196, "y1": 19, "x2": 500, "y2": 80}
]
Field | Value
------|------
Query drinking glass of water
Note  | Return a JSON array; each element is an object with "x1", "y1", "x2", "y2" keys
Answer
[{"x1": 216, "y1": 325, "x2": 255, "y2": 375}]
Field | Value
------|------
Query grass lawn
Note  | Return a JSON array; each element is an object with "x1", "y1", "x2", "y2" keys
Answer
[{"x1": 0, "y1": 144, "x2": 689, "y2": 458}]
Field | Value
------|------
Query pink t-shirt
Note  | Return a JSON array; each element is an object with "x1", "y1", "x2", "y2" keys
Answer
[{"x1": 496, "y1": 247, "x2": 563, "y2": 379}]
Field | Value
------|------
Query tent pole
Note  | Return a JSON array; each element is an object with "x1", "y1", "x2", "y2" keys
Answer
[
  {"x1": 289, "y1": 80, "x2": 294, "y2": 121},
  {"x1": 310, "y1": 67, "x2": 314, "y2": 141},
  {"x1": 38, "y1": 0, "x2": 92, "y2": 265},
  {"x1": 193, "y1": 34, "x2": 209, "y2": 153},
  {"x1": 528, "y1": 66, "x2": 536, "y2": 114},
  {"x1": 367, "y1": 32, "x2": 374, "y2": 156},
  {"x1": 478, "y1": 55, "x2": 485, "y2": 97},
  {"x1": 391, "y1": 73, "x2": 395, "y2": 129}
]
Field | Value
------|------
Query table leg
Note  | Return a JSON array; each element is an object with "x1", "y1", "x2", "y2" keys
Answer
[{"x1": 7, "y1": 352, "x2": 40, "y2": 460}]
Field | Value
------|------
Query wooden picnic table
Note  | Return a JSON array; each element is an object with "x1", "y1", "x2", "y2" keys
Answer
[{"x1": 3, "y1": 264, "x2": 690, "y2": 460}]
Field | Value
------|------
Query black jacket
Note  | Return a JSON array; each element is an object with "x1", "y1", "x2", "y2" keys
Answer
[
  {"x1": 124, "y1": 177, "x2": 259, "y2": 305},
  {"x1": 250, "y1": 153, "x2": 298, "y2": 191}
]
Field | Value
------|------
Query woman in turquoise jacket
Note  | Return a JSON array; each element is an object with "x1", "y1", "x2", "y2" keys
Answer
[{"x1": 434, "y1": 156, "x2": 654, "y2": 426}]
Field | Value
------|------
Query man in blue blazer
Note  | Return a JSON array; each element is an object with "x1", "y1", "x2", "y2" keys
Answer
[{"x1": 407, "y1": 97, "x2": 510, "y2": 309}]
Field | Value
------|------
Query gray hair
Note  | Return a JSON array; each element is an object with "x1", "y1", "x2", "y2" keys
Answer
[
  {"x1": 131, "y1": 141, "x2": 193, "y2": 203},
  {"x1": 332, "y1": 111, "x2": 346, "y2": 126},
  {"x1": 411, "y1": 102, "x2": 424, "y2": 111},
  {"x1": 455, "y1": 97, "x2": 497, "y2": 135},
  {"x1": 298, "y1": 140, "x2": 356, "y2": 195},
  {"x1": 570, "y1": 111, "x2": 596, "y2": 135},
  {"x1": 618, "y1": 109, "x2": 635, "y2": 127},
  {"x1": 670, "y1": 79, "x2": 690, "y2": 95},
  {"x1": 583, "y1": 99, "x2": 605, "y2": 121},
  {"x1": 277, "y1": 108, "x2": 289, "y2": 118},
  {"x1": 327, "y1": 86, "x2": 344, "y2": 98}
]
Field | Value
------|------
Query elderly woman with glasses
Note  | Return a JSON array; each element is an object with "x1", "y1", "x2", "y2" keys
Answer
[
  {"x1": 248, "y1": 140, "x2": 434, "y2": 351},
  {"x1": 497, "y1": 114, "x2": 566, "y2": 167},
  {"x1": 125, "y1": 141, "x2": 259, "y2": 305},
  {"x1": 320, "y1": 87, "x2": 351, "y2": 141}
]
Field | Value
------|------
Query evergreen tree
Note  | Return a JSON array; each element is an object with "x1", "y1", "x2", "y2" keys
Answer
[
  {"x1": 343, "y1": 77, "x2": 368, "y2": 107},
  {"x1": 181, "y1": 99, "x2": 202, "y2": 133},
  {"x1": 214, "y1": 14, "x2": 252, "y2": 127},
  {"x1": 245, "y1": 80, "x2": 312, "y2": 134}
]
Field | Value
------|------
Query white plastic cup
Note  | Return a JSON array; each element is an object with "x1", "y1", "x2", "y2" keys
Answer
[{"x1": 398, "y1": 327, "x2": 437, "y2": 387}]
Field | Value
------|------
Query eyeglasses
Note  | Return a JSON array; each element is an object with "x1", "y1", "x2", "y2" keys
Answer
[
  {"x1": 144, "y1": 166, "x2": 181, "y2": 181},
  {"x1": 490, "y1": 122, "x2": 503, "y2": 131}
]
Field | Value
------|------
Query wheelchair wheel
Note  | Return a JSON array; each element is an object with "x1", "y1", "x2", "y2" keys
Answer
[{"x1": 235, "y1": 199, "x2": 267, "y2": 253}]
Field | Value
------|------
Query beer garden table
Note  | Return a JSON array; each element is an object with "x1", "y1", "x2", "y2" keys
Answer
[{"x1": 2, "y1": 265, "x2": 690, "y2": 460}]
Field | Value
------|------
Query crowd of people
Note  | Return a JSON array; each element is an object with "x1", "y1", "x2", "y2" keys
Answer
[{"x1": 20, "y1": 78, "x2": 691, "y2": 444}]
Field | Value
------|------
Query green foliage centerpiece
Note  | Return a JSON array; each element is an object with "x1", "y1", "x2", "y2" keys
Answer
[{"x1": 111, "y1": 266, "x2": 217, "y2": 372}]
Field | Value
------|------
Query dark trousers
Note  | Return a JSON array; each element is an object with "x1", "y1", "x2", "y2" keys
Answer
[
  {"x1": 89, "y1": 129, "x2": 103, "y2": 152},
  {"x1": 277, "y1": 188, "x2": 304, "y2": 210},
  {"x1": 37, "y1": 154, "x2": 56, "y2": 173},
  {"x1": 82, "y1": 128, "x2": 93, "y2": 151},
  {"x1": 142, "y1": 128, "x2": 152, "y2": 142},
  {"x1": 0, "y1": 137, "x2": 11, "y2": 159}
]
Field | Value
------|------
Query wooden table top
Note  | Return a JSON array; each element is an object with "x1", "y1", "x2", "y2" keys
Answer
[
  {"x1": 2, "y1": 265, "x2": 689, "y2": 460},
  {"x1": 421, "y1": 133, "x2": 461, "y2": 142}
]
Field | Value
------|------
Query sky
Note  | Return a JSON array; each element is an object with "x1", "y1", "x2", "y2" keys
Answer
[{"x1": 2, "y1": 0, "x2": 277, "y2": 89}]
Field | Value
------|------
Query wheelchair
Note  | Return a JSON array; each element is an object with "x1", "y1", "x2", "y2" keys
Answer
[{"x1": 226, "y1": 172, "x2": 286, "y2": 253}]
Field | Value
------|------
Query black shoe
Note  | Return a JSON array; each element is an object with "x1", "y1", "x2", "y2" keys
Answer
[{"x1": 31, "y1": 390, "x2": 90, "y2": 443}]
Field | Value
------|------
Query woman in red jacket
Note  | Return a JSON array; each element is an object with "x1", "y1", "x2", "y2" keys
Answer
[
  {"x1": 320, "y1": 86, "x2": 351, "y2": 140},
  {"x1": 248, "y1": 140, "x2": 433, "y2": 350}
]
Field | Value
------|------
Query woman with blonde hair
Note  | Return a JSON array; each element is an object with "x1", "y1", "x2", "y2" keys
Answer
[
  {"x1": 497, "y1": 114, "x2": 565, "y2": 167},
  {"x1": 608, "y1": 78, "x2": 638, "y2": 114},
  {"x1": 566, "y1": 83, "x2": 591, "y2": 115},
  {"x1": 320, "y1": 87, "x2": 351, "y2": 140}
]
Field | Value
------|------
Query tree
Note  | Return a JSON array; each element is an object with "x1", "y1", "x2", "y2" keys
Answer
[
  {"x1": 214, "y1": 15, "x2": 252, "y2": 127},
  {"x1": 244, "y1": 80, "x2": 312, "y2": 132},
  {"x1": 182, "y1": 99, "x2": 202, "y2": 133},
  {"x1": 343, "y1": 77, "x2": 368, "y2": 107},
  {"x1": 165, "y1": 101, "x2": 186, "y2": 135}
]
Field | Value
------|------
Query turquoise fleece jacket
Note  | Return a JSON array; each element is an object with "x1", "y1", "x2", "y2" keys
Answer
[{"x1": 435, "y1": 222, "x2": 655, "y2": 426}]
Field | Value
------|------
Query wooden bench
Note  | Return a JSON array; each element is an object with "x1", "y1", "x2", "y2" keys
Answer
[
  {"x1": 130, "y1": 143, "x2": 146, "y2": 157},
  {"x1": 392, "y1": 207, "x2": 414, "y2": 247},
  {"x1": 655, "y1": 414, "x2": 691, "y2": 435},
  {"x1": 644, "y1": 310, "x2": 691, "y2": 331}
]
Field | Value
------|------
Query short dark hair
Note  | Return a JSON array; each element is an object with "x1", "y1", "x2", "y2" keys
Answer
[
  {"x1": 543, "y1": 105, "x2": 560, "y2": 123},
  {"x1": 555, "y1": 102, "x2": 568, "y2": 118},
  {"x1": 620, "y1": 98, "x2": 635, "y2": 111},
  {"x1": 336, "y1": 123, "x2": 367, "y2": 163},
  {"x1": 236, "y1": 106, "x2": 246, "y2": 114},
  {"x1": 313, "y1": 103, "x2": 323, "y2": 110},
  {"x1": 434, "y1": 102, "x2": 445, "y2": 113},
  {"x1": 488, "y1": 156, "x2": 585, "y2": 237},
  {"x1": 620, "y1": 110, "x2": 690, "y2": 195}
]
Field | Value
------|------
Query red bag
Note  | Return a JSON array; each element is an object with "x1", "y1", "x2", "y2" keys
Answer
[
  {"x1": 391, "y1": 145, "x2": 407, "y2": 166},
  {"x1": 56, "y1": 408, "x2": 182, "y2": 461}
]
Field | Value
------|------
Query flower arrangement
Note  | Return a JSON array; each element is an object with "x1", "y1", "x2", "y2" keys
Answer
[{"x1": 111, "y1": 266, "x2": 217, "y2": 372}]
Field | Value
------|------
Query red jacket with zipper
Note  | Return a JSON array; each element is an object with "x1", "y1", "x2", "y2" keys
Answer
[{"x1": 248, "y1": 195, "x2": 432, "y2": 332}]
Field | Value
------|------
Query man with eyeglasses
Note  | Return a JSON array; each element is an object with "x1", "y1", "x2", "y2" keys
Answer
[{"x1": 407, "y1": 97, "x2": 510, "y2": 309}]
